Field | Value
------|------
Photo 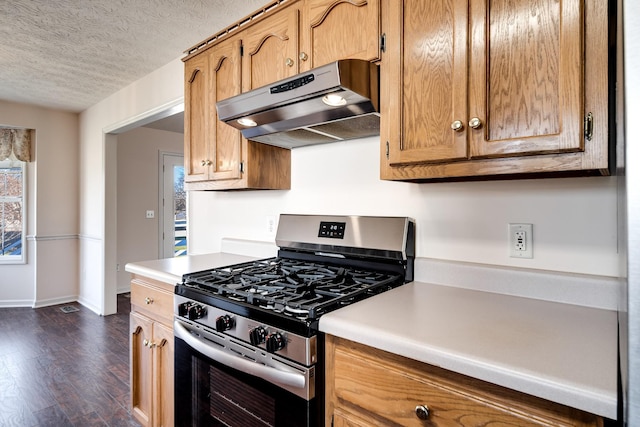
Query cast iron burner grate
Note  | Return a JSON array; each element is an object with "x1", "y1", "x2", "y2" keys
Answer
[{"x1": 182, "y1": 258, "x2": 402, "y2": 320}]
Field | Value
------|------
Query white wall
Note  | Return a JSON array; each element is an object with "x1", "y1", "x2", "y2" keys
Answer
[
  {"x1": 0, "y1": 99, "x2": 79, "y2": 307},
  {"x1": 189, "y1": 137, "x2": 618, "y2": 278},
  {"x1": 116, "y1": 126, "x2": 182, "y2": 292},
  {"x1": 79, "y1": 58, "x2": 184, "y2": 314}
]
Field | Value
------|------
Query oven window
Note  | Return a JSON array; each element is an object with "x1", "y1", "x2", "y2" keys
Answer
[
  {"x1": 210, "y1": 364, "x2": 275, "y2": 426},
  {"x1": 175, "y1": 336, "x2": 318, "y2": 427}
]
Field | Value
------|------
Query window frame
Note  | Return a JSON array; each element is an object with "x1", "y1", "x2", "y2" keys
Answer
[{"x1": 0, "y1": 160, "x2": 26, "y2": 264}]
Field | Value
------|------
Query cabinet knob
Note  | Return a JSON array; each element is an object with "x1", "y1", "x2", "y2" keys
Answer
[
  {"x1": 145, "y1": 297, "x2": 154, "y2": 305},
  {"x1": 415, "y1": 405, "x2": 430, "y2": 420},
  {"x1": 285, "y1": 57, "x2": 294, "y2": 67},
  {"x1": 201, "y1": 159, "x2": 206, "y2": 166},
  {"x1": 206, "y1": 159, "x2": 212, "y2": 166},
  {"x1": 143, "y1": 339, "x2": 149, "y2": 347},
  {"x1": 469, "y1": 117, "x2": 482, "y2": 129},
  {"x1": 451, "y1": 120, "x2": 464, "y2": 132},
  {"x1": 299, "y1": 52, "x2": 308, "y2": 61}
]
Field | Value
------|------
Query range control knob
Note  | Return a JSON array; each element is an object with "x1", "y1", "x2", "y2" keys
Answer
[
  {"x1": 266, "y1": 332, "x2": 286, "y2": 353},
  {"x1": 187, "y1": 304, "x2": 206, "y2": 320},
  {"x1": 249, "y1": 326, "x2": 267, "y2": 346},
  {"x1": 215, "y1": 315, "x2": 234, "y2": 332},
  {"x1": 178, "y1": 302, "x2": 191, "y2": 317}
]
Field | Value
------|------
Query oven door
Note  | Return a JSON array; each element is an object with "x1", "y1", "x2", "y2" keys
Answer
[{"x1": 174, "y1": 319, "x2": 320, "y2": 427}]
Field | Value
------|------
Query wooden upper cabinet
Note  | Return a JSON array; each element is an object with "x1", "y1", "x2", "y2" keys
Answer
[
  {"x1": 183, "y1": 33, "x2": 291, "y2": 190},
  {"x1": 384, "y1": 0, "x2": 469, "y2": 165},
  {"x1": 468, "y1": 0, "x2": 584, "y2": 158},
  {"x1": 381, "y1": 0, "x2": 609, "y2": 181},
  {"x1": 184, "y1": 37, "x2": 243, "y2": 184},
  {"x1": 301, "y1": 0, "x2": 381, "y2": 70},
  {"x1": 210, "y1": 37, "x2": 243, "y2": 181},
  {"x1": 184, "y1": 53, "x2": 210, "y2": 183},
  {"x1": 242, "y1": 5, "x2": 301, "y2": 91}
]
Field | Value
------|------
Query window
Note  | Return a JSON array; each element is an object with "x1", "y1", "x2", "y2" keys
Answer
[{"x1": 0, "y1": 161, "x2": 25, "y2": 263}]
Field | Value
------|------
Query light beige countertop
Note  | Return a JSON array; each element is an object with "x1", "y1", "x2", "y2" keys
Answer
[
  {"x1": 124, "y1": 252, "x2": 259, "y2": 285},
  {"x1": 319, "y1": 281, "x2": 618, "y2": 419}
]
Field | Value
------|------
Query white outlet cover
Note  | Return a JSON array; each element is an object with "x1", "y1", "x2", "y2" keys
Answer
[
  {"x1": 508, "y1": 223, "x2": 533, "y2": 258},
  {"x1": 146, "y1": 210, "x2": 155, "y2": 219}
]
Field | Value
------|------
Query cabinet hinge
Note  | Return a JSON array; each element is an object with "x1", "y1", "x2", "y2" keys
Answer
[
  {"x1": 584, "y1": 112, "x2": 593, "y2": 141},
  {"x1": 386, "y1": 141, "x2": 390, "y2": 159},
  {"x1": 380, "y1": 33, "x2": 386, "y2": 53},
  {"x1": 239, "y1": 162, "x2": 245, "y2": 173},
  {"x1": 240, "y1": 44, "x2": 244, "y2": 57}
]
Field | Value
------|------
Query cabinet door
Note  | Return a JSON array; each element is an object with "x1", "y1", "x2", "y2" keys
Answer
[
  {"x1": 184, "y1": 53, "x2": 211, "y2": 183},
  {"x1": 468, "y1": 0, "x2": 584, "y2": 158},
  {"x1": 131, "y1": 312, "x2": 154, "y2": 427},
  {"x1": 210, "y1": 38, "x2": 243, "y2": 181},
  {"x1": 383, "y1": 0, "x2": 469, "y2": 165},
  {"x1": 302, "y1": 0, "x2": 381, "y2": 70},
  {"x1": 242, "y1": 6, "x2": 300, "y2": 91},
  {"x1": 152, "y1": 322, "x2": 174, "y2": 427}
]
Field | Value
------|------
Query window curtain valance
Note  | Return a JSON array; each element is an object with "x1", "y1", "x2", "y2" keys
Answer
[{"x1": 0, "y1": 128, "x2": 32, "y2": 162}]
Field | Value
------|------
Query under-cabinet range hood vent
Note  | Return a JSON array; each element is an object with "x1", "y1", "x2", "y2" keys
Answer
[{"x1": 216, "y1": 59, "x2": 379, "y2": 149}]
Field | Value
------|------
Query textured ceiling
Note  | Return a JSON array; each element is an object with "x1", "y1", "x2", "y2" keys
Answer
[{"x1": 0, "y1": 0, "x2": 268, "y2": 113}]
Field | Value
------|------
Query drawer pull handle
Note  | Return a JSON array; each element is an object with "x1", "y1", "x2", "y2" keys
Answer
[
  {"x1": 415, "y1": 405, "x2": 430, "y2": 420},
  {"x1": 145, "y1": 297, "x2": 154, "y2": 305}
]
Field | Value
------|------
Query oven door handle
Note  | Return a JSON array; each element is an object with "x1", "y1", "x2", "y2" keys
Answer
[{"x1": 174, "y1": 320, "x2": 306, "y2": 390}]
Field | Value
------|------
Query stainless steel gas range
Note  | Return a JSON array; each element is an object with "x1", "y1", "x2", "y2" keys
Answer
[{"x1": 173, "y1": 214, "x2": 415, "y2": 427}]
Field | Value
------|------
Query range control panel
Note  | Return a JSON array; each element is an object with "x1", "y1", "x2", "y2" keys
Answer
[{"x1": 318, "y1": 221, "x2": 346, "y2": 239}]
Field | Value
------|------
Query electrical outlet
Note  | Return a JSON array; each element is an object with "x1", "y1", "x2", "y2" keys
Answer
[
  {"x1": 146, "y1": 210, "x2": 155, "y2": 219},
  {"x1": 266, "y1": 215, "x2": 276, "y2": 235},
  {"x1": 509, "y1": 223, "x2": 533, "y2": 258}
]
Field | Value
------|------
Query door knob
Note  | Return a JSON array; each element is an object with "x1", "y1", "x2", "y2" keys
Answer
[
  {"x1": 469, "y1": 117, "x2": 482, "y2": 129},
  {"x1": 451, "y1": 120, "x2": 463, "y2": 132}
]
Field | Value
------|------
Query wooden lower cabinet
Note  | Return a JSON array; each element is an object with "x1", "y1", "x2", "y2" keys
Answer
[
  {"x1": 325, "y1": 335, "x2": 603, "y2": 427},
  {"x1": 130, "y1": 275, "x2": 175, "y2": 427}
]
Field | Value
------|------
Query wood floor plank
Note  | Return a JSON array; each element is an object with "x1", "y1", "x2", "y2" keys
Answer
[{"x1": 0, "y1": 295, "x2": 140, "y2": 427}]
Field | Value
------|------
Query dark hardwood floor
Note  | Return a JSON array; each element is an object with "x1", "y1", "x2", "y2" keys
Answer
[{"x1": 0, "y1": 294, "x2": 140, "y2": 427}]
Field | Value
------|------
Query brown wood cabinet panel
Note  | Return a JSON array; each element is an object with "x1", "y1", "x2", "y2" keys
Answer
[
  {"x1": 153, "y1": 322, "x2": 174, "y2": 427},
  {"x1": 210, "y1": 37, "x2": 243, "y2": 181},
  {"x1": 326, "y1": 335, "x2": 603, "y2": 427},
  {"x1": 184, "y1": 54, "x2": 210, "y2": 183},
  {"x1": 131, "y1": 311, "x2": 154, "y2": 427},
  {"x1": 242, "y1": 5, "x2": 300, "y2": 91},
  {"x1": 381, "y1": 0, "x2": 609, "y2": 181},
  {"x1": 131, "y1": 278, "x2": 174, "y2": 325},
  {"x1": 301, "y1": 0, "x2": 381, "y2": 70},
  {"x1": 130, "y1": 276, "x2": 175, "y2": 427},
  {"x1": 384, "y1": 0, "x2": 469, "y2": 164},
  {"x1": 468, "y1": 0, "x2": 584, "y2": 158},
  {"x1": 183, "y1": 31, "x2": 291, "y2": 190}
]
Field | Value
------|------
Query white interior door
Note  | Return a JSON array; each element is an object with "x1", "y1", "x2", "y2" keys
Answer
[{"x1": 160, "y1": 153, "x2": 186, "y2": 258}]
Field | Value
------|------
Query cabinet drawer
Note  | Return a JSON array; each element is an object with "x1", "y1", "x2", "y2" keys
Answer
[
  {"x1": 329, "y1": 336, "x2": 601, "y2": 427},
  {"x1": 131, "y1": 279, "x2": 173, "y2": 325}
]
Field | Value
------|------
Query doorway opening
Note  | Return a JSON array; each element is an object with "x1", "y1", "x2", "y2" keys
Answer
[{"x1": 160, "y1": 153, "x2": 186, "y2": 258}]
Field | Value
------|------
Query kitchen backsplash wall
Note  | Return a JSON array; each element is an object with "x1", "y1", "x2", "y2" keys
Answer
[{"x1": 189, "y1": 136, "x2": 618, "y2": 278}]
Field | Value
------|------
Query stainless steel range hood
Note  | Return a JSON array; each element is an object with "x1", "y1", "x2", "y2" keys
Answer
[{"x1": 215, "y1": 59, "x2": 379, "y2": 149}]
